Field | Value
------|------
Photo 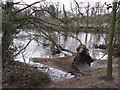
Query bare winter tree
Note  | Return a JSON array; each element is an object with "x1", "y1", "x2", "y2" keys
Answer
[{"x1": 106, "y1": 0, "x2": 118, "y2": 80}]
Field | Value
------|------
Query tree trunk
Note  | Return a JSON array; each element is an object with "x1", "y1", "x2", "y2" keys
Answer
[
  {"x1": 106, "y1": 0, "x2": 117, "y2": 80},
  {"x1": 116, "y1": 5, "x2": 120, "y2": 45},
  {"x1": 2, "y1": 1, "x2": 14, "y2": 62}
]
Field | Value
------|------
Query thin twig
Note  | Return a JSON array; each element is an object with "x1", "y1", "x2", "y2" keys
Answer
[{"x1": 98, "y1": 53, "x2": 107, "y2": 60}]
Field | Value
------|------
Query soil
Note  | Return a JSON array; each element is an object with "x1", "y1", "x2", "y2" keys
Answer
[
  {"x1": 2, "y1": 61, "x2": 51, "y2": 88},
  {"x1": 31, "y1": 56, "x2": 75, "y2": 72},
  {"x1": 31, "y1": 57, "x2": 119, "y2": 88}
]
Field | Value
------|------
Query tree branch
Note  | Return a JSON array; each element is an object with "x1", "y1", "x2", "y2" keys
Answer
[
  {"x1": 13, "y1": 1, "x2": 42, "y2": 15},
  {"x1": 13, "y1": 37, "x2": 35, "y2": 57}
]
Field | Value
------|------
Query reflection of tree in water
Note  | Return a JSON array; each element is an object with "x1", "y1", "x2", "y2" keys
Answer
[
  {"x1": 58, "y1": 32, "x2": 60, "y2": 45},
  {"x1": 47, "y1": 32, "x2": 60, "y2": 54},
  {"x1": 80, "y1": 32, "x2": 107, "y2": 59},
  {"x1": 94, "y1": 33, "x2": 101, "y2": 44},
  {"x1": 75, "y1": 31, "x2": 79, "y2": 38},
  {"x1": 85, "y1": 32, "x2": 88, "y2": 44},
  {"x1": 32, "y1": 30, "x2": 108, "y2": 58},
  {"x1": 63, "y1": 32, "x2": 68, "y2": 42}
]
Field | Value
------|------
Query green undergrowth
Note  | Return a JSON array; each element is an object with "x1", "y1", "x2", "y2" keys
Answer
[{"x1": 2, "y1": 61, "x2": 51, "y2": 88}]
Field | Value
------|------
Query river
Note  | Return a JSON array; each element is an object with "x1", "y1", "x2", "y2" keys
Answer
[{"x1": 13, "y1": 30, "x2": 108, "y2": 82}]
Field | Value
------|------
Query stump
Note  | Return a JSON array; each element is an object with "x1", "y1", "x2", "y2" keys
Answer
[{"x1": 71, "y1": 44, "x2": 94, "y2": 76}]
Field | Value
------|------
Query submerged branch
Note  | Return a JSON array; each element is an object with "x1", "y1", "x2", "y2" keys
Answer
[
  {"x1": 39, "y1": 30, "x2": 76, "y2": 55},
  {"x1": 13, "y1": 37, "x2": 35, "y2": 57}
]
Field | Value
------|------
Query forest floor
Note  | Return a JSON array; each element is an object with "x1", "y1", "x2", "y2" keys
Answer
[
  {"x1": 2, "y1": 61, "x2": 51, "y2": 88},
  {"x1": 32, "y1": 57, "x2": 119, "y2": 88}
]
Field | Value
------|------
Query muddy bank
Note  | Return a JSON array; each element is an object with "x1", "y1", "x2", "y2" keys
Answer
[
  {"x1": 31, "y1": 56, "x2": 118, "y2": 72},
  {"x1": 31, "y1": 56, "x2": 119, "y2": 88},
  {"x1": 31, "y1": 56, "x2": 74, "y2": 72},
  {"x1": 47, "y1": 57, "x2": 119, "y2": 88},
  {"x1": 48, "y1": 66, "x2": 118, "y2": 88},
  {"x1": 2, "y1": 61, "x2": 51, "y2": 88}
]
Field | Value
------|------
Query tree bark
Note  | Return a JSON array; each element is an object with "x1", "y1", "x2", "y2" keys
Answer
[
  {"x1": 2, "y1": 1, "x2": 14, "y2": 62},
  {"x1": 106, "y1": 0, "x2": 117, "y2": 80}
]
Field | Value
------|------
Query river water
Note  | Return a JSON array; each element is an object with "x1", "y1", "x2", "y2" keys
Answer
[
  {"x1": 14, "y1": 30, "x2": 109, "y2": 82},
  {"x1": 14, "y1": 30, "x2": 108, "y2": 60}
]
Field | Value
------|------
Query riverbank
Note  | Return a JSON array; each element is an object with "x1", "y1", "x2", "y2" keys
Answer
[
  {"x1": 2, "y1": 56, "x2": 119, "y2": 88},
  {"x1": 48, "y1": 57, "x2": 118, "y2": 88},
  {"x1": 2, "y1": 61, "x2": 51, "y2": 88},
  {"x1": 48, "y1": 66, "x2": 118, "y2": 88},
  {"x1": 31, "y1": 57, "x2": 119, "y2": 88}
]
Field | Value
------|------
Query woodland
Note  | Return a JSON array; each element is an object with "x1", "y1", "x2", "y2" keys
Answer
[{"x1": 1, "y1": 0, "x2": 120, "y2": 88}]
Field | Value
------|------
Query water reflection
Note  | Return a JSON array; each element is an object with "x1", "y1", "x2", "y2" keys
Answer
[
  {"x1": 0, "y1": 33, "x2": 2, "y2": 44},
  {"x1": 14, "y1": 31, "x2": 108, "y2": 60}
]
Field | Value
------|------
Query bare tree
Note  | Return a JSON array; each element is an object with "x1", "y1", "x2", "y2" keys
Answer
[
  {"x1": 2, "y1": 0, "x2": 44, "y2": 62},
  {"x1": 106, "y1": 0, "x2": 118, "y2": 80}
]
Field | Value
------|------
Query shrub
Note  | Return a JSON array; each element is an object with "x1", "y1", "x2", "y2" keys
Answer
[{"x1": 2, "y1": 61, "x2": 51, "y2": 88}]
